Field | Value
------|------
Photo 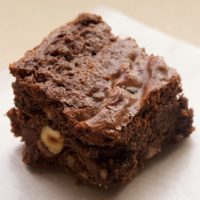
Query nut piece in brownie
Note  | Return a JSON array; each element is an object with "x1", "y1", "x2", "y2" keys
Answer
[{"x1": 7, "y1": 13, "x2": 194, "y2": 188}]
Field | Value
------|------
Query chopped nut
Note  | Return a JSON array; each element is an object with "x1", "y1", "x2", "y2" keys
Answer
[
  {"x1": 100, "y1": 169, "x2": 108, "y2": 180},
  {"x1": 41, "y1": 126, "x2": 64, "y2": 154},
  {"x1": 146, "y1": 146, "x2": 160, "y2": 159},
  {"x1": 79, "y1": 171, "x2": 89, "y2": 180},
  {"x1": 46, "y1": 110, "x2": 53, "y2": 120},
  {"x1": 37, "y1": 140, "x2": 54, "y2": 157},
  {"x1": 66, "y1": 154, "x2": 76, "y2": 168}
]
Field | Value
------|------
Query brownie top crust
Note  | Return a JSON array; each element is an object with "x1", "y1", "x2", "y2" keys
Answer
[{"x1": 10, "y1": 13, "x2": 179, "y2": 136}]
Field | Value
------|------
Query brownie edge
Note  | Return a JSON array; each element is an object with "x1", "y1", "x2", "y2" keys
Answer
[{"x1": 7, "y1": 13, "x2": 194, "y2": 188}]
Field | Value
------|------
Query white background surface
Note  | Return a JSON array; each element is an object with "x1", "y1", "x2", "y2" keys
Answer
[{"x1": 0, "y1": 7, "x2": 200, "y2": 200}]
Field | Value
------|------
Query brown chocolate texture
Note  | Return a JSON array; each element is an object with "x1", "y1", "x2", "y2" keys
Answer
[{"x1": 7, "y1": 13, "x2": 194, "y2": 188}]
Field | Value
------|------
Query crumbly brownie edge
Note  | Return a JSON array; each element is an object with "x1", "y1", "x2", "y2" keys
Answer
[{"x1": 7, "y1": 84, "x2": 193, "y2": 188}]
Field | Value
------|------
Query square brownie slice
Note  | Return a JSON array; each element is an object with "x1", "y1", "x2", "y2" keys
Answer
[{"x1": 7, "y1": 13, "x2": 194, "y2": 188}]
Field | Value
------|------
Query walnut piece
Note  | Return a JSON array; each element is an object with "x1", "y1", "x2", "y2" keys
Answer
[
  {"x1": 66, "y1": 155, "x2": 76, "y2": 168},
  {"x1": 146, "y1": 146, "x2": 160, "y2": 159},
  {"x1": 100, "y1": 169, "x2": 108, "y2": 180},
  {"x1": 46, "y1": 110, "x2": 53, "y2": 120},
  {"x1": 79, "y1": 171, "x2": 89, "y2": 180},
  {"x1": 41, "y1": 126, "x2": 64, "y2": 154}
]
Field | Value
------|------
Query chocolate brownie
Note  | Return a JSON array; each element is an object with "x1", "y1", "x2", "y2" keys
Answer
[{"x1": 7, "y1": 13, "x2": 194, "y2": 188}]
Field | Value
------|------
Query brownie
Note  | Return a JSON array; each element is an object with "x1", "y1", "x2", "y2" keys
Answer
[{"x1": 7, "y1": 13, "x2": 194, "y2": 188}]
